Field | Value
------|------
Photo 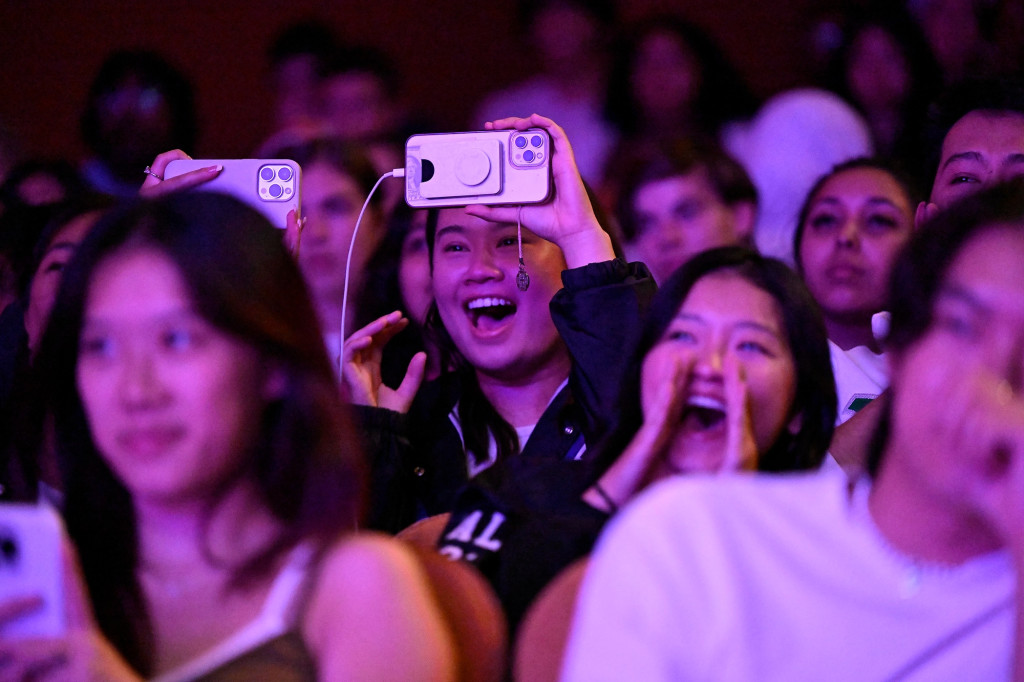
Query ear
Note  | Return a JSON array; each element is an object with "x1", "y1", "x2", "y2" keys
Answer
[
  {"x1": 730, "y1": 201, "x2": 757, "y2": 245},
  {"x1": 914, "y1": 201, "x2": 938, "y2": 230}
]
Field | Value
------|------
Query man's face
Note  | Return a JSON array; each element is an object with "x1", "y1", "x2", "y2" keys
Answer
[{"x1": 929, "y1": 111, "x2": 1024, "y2": 210}]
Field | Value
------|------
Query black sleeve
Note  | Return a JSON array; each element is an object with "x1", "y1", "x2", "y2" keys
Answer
[
  {"x1": 550, "y1": 258, "x2": 656, "y2": 437},
  {"x1": 353, "y1": 405, "x2": 419, "y2": 533}
]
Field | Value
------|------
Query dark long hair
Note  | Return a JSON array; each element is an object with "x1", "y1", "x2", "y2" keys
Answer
[
  {"x1": 591, "y1": 246, "x2": 836, "y2": 475},
  {"x1": 867, "y1": 178, "x2": 1024, "y2": 477},
  {"x1": 37, "y1": 193, "x2": 365, "y2": 674}
]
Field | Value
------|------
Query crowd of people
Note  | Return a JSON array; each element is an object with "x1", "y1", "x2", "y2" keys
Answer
[{"x1": 1, "y1": 0, "x2": 1024, "y2": 679}]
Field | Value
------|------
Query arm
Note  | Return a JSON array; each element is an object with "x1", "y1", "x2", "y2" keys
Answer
[{"x1": 304, "y1": 534, "x2": 456, "y2": 682}]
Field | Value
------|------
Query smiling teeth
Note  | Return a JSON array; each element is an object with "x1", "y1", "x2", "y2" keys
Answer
[
  {"x1": 687, "y1": 395, "x2": 725, "y2": 411},
  {"x1": 467, "y1": 297, "x2": 513, "y2": 310}
]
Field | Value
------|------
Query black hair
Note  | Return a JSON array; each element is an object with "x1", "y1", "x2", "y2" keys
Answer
[
  {"x1": 591, "y1": 246, "x2": 836, "y2": 475},
  {"x1": 604, "y1": 15, "x2": 759, "y2": 140},
  {"x1": 322, "y1": 44, "x2": 401, "y2": 99},
  {"x1": 267, "y1": 19, "x2": 337, "y2": 71},
  {"x1": 37, "y1": 192, "x2": 364, "y2": 674},
  {"x1": 613, "y1": 138, "x2": 758, "y2": 243},
  {"x1": 866, "y1": 177, "x2": 1024, "y2": 477},
  {"x1": 516, "y1": 0, "x2": 616, "y2": 34},
  {"x1": 793, "y1": 156, "x2": 919, "y2": 273},
  {"x1": 80, "y1": 50, "x2": 197, "y2": 156},
  {"x1": 921, "y1": 77, "x2": 1024, "y2": 187}
]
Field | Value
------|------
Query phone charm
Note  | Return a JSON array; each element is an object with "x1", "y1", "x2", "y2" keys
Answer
[{"x1": 517, "y1": 206, "x2": 530, "y2": 291}]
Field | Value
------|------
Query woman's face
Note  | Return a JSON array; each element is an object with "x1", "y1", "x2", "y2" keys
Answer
[
  {"x1": 76, "y1": 247, "x2": 268, "y2": 506},
  {"x1": 641, "y1": 271, "x2": 797, "y2": 472},
  {"x1": 399, "y1": 211, "x2": 433, "y2": 325},
  {"x1": 631, "y1": 29, "x2": 700, "y2": 126},
  {"x1": 25, "y1": 211, "x2": 101, "y2": 355},
  {"x1": 299, "y1": 161, "x2": 377, "y2": 305},
  {"x1": 798, "y1": 167, "x2": 914, "y2": 324},
  {"x1": 846, "y1": 26, "x2": 911, "y2": 113},
  {"x1": 886, "y1": 225, "x2": 1024, "y2": 516},
  {"x1": 431, "y1": 208, "x2": 569, "y2": 382}
]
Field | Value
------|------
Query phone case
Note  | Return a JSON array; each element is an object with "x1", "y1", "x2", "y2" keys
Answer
[
  {"x1": 164, "y1": 159, "x2": 301, "y2": 230},
  {"x1": 405, "y1": 129, "x2": 552, "y2": 208},
  {"x1": 0, "y1": 503, "x2": 64, "y2": 637}
]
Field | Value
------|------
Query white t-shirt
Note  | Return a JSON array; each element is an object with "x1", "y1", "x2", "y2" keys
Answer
[
  {"x1": 562, "y1": 469, "x2": 1015, "y2": 681},
  {"x1": 830, "y1": 340, "x2": 888, "y2": 424}
]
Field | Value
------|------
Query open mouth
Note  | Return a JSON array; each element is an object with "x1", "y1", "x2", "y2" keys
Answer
[
  {"x1": 466, "y1": 296, "x2": 517, "y2": 332},
  {"x1": 681, "y1": 395, "x2": 727, "y2": 433}
]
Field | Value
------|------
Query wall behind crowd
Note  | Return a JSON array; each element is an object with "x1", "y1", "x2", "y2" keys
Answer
[{"x1": 0, "y1": 0, "x2": 828, "y2": 159}]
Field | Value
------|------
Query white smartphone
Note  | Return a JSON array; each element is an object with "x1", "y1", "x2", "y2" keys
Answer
[
  {"x1": 164, "y1": 159, "x2": 301, "y2": 230},
  {"x1": 405, "y1": 129, "x2": 552, "y2": 208},
  {"x1": 0, "y1": 503, "x2": 64, "y2": 638}
]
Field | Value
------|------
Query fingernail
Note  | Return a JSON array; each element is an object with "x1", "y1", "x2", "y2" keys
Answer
[{"x1": 207, "y1": 165, "x2": 223, "y2": 173}]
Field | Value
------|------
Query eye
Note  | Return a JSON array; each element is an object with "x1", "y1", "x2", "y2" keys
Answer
[
  {"x1": 736, "y1": 339, "x2": 772, "y2": 356},
  {"x1": 865, "y1": 213, "x2": 900, "y2": 231},
  {"x1": 808, "y1": 211, "x2": 839, "y2": 231},
  {"x1": 935, "y1": 310, "x2": 977, "y2": 340},
  {"x1": 672, "y1": 200, "x2": 702, "y2": 221},
  {"x1": 665, "y1": 328, "x2": 697, "y2": 343},
  {"x1": 79, "y1": 333, "x2": 115, "y2": 360},
  {"x1": 498, "y1": 236, "x2": 518, "y2": 248},
  {"x1": 950, "y1": 174, "x2": 978, "y2": 186},
  {"x1": 441, "y1": 241, "x2": 467, "y2": 254},
  {"x1": 162, "y1": 328, "x2": 194, "y2": 351}
]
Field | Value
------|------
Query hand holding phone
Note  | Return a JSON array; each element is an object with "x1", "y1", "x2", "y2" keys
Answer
[
  {"x1": 0, "y1": 503, "x2": 64, "y2": 638},
  {"x1": 163, "y1": 158, "x2": 301, "y2": 231},
  {"x1": 465, "y1": 115, "x2": 614, "y2": 269}
]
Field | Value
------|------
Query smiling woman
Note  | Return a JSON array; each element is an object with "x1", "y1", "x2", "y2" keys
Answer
[{"x1": 0, "y1": 193, "x2": 455, "y2": 681}]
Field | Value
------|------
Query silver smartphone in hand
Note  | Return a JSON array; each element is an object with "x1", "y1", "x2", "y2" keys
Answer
[
  {"x1": 0, "y1": 503, "x2": 64, "y2": 638},
  {"x1": 164, "y1": 159, "x2": 301, "y2": 230},
  {"x1": 405, "y1": 129, "x2": 552, "y2": 208}
]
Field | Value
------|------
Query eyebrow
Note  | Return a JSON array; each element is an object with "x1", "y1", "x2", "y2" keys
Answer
[
  {"x1": 813, "y1": 196, "x2": 903, "y2": 209},
  {"x1": 936, "y1": 282, "x2": 991, "y2": 316},
  {"x1": 941, "y1": 151, "x2": 987, "y2": 171},
  {"x1": 43, "y1": 240, "x2": 78, "y2": 256},
  {"x1": 435, "y1": 224, "x2": 466, "y2": 240},
  {"x1": 673, "y1": 312, "x2": 783, "y2": 338}
]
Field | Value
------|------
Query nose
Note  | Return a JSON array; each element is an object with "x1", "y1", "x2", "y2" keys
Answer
[
  {"x1": 465, "y1": 247, "x2": 504, "y2": 283},
  {"x1": 304, "y1": 212, "x2": 330, "y2": 243},
  {"x1": 836, "y1": 218, "x2": 860, "y2": 249},
  {"x1": 691, "y1": 340, "x2": 725, "y2": 380},
  {"x1": 118, "y1": 349, "x2": 169, "y2": 410}
]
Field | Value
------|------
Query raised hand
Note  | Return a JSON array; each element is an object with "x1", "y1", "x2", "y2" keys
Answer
[
  {"x1": 343, "y1": 311, "x2": 427, "y2": 413},
  {"x1": 463, "y1": 114, "x2": 614, "y2": 269},
  {"x1": 138, "y1": 149, "x2": 221, "y2": 198}
]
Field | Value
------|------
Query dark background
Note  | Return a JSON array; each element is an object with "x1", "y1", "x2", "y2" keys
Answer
[{"x1": 0, "y1": 0, "x2": 839, "y2": 160}]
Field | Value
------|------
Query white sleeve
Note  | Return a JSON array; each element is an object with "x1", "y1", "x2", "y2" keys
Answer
[{"x1": 560, "y1": 481, "x2": 709, "y2": 682}]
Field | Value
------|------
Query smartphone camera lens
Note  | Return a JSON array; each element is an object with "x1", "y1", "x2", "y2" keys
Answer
[
  {"x1": 523, "y1": 150, "x2": 535, "y2": 162},
  {"x1": 531, "y1": 135, "x2": 543, "y2": 148},
  {"x1": 260, "y1": 167, "x2": 275, "y2": 181},
  {"x1": 278, "y1": 166, "x2": 293, "y2": 181},
  {"x1": 269, "y1": 184, "x2": 283, "y2": 198},
  {"x1": 515, "y1": 136, "x2": 528, "y2": 149}
]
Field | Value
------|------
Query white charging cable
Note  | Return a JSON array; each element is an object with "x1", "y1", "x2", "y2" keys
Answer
[{"x1": 338, "y1": 167, "x2": 405, "y2": 379}]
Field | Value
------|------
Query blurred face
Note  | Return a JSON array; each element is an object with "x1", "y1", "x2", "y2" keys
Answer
[
  {"x1": 76, "y1": 248, "x2": 268, "y2": 506},
  {"x1": 640, "y1": 271, "x2": 797, "y2": 472},
  {"x1": 628, "y1": 172, "x2": 750, "y2": 284},
  {"x1": 532, "y1": 4, "x2": 600, "y2": 64},
  {"x1": 25, "y1": 212, "x2": 101, "y2": 355},
  {"x1": 846, "y1": 26, "x2": 910, "y2": 112},
  {"x1": 886, "y1": 225, "x2": 1024, "y2": 517},
  {"x1": 931, "y1": 112, "x2": 1024, "y2": 208},
  {"x1": 299, "y1": 162, "x2": 377, "y2": 305},
  {"x1": 95, "y1": 75, "x2": 174, "y2": 167},
  {"x1": 631, "y1": 30, "x2": 700, "y2": 126},
  {"x1": 432, "y1": 209, "x2": 568, "y2": 382},
  {"x1": 321, "y1": 71, "x2": 394, "y2": 141},
  {"x1": 399, "y1": 212, "x2": 433, "y2": 325},
  {"x1": 799, "y1": 167, "x2": 914, "y2": 323}
]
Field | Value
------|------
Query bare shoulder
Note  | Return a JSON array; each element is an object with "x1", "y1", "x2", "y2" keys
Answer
[{"x1": 303, "y1": 532, "x2": 456, "y2": 682}]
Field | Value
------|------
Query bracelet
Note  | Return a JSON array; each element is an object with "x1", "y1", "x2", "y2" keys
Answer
[{"x1": 593, "y1": 482, "x2": 619, "y2": 514}]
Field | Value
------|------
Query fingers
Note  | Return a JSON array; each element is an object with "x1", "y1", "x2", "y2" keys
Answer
[
  {"x1": 343, "y1": 311, "x2": 405, "y2": 352},
  {"x1": 464, "y1": 204, "x2": 521, "y2": 225},
  {"x1": 138, "y1": 149, "x2": 222, "y2": 198},
  {"x1": 723, "y1": 356, "x2": 757, "y2": 472},
  {"x1": 0, "y1": 596, "x2": 43, "y2": 629},
  {"x1": 284, "y1": 209, "x2": 305, "y2": 257},
  {"x1": 382, "y1": 352, "x2": 428, "y2": 413}
]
